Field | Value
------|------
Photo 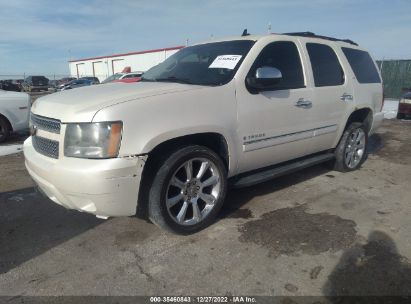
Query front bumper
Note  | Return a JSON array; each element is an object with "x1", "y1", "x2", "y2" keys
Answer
[
  {"x1": 398, "y1": 103, "x2": 411, "y2": 115},
  {"x1": 24, "y1": 137, "x2": 146, "y2": 217},
  {"x1": 369, "y1": 112, "x2": 384, "y2": 135}
]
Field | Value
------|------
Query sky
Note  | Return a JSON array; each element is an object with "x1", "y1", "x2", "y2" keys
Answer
[{"x1": 0, "y1": 0, "x2": 410, "y2": 77}]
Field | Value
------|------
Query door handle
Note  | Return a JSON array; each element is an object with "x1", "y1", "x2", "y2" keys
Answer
[
  {"x1": 295, "y1": 98, "x2": 312, "y2": 108},
  {"x1": 340, "y1": 93, "x2": 353, "y2": 102}
]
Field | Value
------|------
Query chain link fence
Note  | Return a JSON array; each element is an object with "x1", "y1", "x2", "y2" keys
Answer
[{"x1": 377, "y1": 60, "x2": 411, "y2": 99}]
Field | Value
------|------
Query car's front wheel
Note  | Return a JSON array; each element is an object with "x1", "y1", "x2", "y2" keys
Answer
[{"x1": 148, "y1": 145, "x2": 227, "y2": 234}]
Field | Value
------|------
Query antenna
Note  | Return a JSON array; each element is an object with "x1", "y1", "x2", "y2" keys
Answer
[
  {"x1": 267, "y1": 22, "x2": 272, "y2": 34},
  {"x1": 241, "y1": 29, "x2": 250, "y2": 36}
]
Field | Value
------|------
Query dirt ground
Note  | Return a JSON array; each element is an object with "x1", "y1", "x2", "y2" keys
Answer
[{"x1": 0, "y1": 119, "x2": 410, "y2": 298}]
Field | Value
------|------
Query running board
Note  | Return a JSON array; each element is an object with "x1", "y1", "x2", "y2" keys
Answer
[{"x1": 231, "y1": 153, "x2": 335, "y2": 188}]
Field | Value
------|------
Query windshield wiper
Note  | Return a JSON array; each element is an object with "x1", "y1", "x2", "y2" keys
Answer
[{"x1": 153, "y1": 77, "x2": 193, "y2": 84}]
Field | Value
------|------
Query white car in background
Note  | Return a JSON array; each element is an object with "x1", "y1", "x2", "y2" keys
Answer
[{"x1": 0, "y1": 89, "x2": 31, "y2": 143}]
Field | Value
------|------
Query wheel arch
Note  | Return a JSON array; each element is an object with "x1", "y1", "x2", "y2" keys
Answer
[
  {"x1": 146, "y1": 132, "x2": 230, "y2": 171},
  {"x1": 136, "y1": 132, "x2": 232, "y2": 219},
  {"x1": 332, "y1": 107, "x2": 373, "y2": 149},
  {"x1": 344, "y1": 107, "x2": 373, "y2": 133},
  {"x1": 0, "y1": 113, "x2": 13, "y2": 132}
]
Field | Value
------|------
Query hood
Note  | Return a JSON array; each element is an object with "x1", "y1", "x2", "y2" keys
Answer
[
  {"x1": 0, "y1": 89, "x2": 29, "y2": 100},
  {"x1": 403, "y1": 92, "x2": 411, "y2": 99},
  {"x1": 31, "y1": 82, "x2": 203, "y2": 122}
]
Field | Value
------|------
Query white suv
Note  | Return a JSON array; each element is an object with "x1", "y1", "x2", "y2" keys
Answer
[{"x1": 24, "y1": 32, "x2": 384, "y2": 234}]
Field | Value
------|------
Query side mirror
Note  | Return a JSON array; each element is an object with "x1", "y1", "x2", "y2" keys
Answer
[{"x1": 247, "y1": 66, "x2": 283, "y2": 91}]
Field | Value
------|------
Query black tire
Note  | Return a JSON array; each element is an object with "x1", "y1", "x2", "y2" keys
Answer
[
  {"x1": 332, "y1": 122, "x2": 368, "y2": 172},
  {"x1": 148, "y1": 145, "x2": 227, "y2": 234},
  {"x1": 397, "y1": 113, "x2": 405, "y2": 120},
  {"x1": 0, "y1": 116, "x2": 11, "y2": 143}
]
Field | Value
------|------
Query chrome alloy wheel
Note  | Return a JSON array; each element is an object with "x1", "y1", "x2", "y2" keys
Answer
[
  {"x1": 166, "y1": 158, "x2": 221, "y2": 226},
  {"x1": 344, "y1": 128, "x2": 366, "y2": 169}
]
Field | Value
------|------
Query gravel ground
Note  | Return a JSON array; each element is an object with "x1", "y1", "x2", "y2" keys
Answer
[{"x1": 0, "y1": 119, "x2": 410, "y2": 298}]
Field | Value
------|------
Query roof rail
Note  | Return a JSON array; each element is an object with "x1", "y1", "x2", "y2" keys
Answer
[{"x1": 282, "y1": 31, "x2": 358, "y2": 46}]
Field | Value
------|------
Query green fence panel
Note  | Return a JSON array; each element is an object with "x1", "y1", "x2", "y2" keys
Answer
[{"x1": 377, "y1": 60, "x2": 411, "y2": 99}]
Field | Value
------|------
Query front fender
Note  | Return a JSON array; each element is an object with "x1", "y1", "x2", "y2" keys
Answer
[
  {"x1": 92, "y1": 82, "x2": 240, "y2": 175},
  {"x1": 0, "y1": 93, "x2": 30, "y2": 131},
  {"x1": 141, "y1": 126, "x2": 238, "y2": 175},
  {"x1": 141, "y1": 126, "x2": 232, "y2": 153}
]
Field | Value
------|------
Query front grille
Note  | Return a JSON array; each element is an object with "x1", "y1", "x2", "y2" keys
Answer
[
  {"x1": 31, "y1": 114, "x2": 61, "y2": 134},
  {"x1": 33, "y1": 136, "x2": 59, "y2": 159}
]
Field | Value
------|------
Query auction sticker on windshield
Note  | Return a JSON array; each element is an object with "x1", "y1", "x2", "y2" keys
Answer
[{"x1": 209, "y1": 55, "x2": 242, "y2": 69}]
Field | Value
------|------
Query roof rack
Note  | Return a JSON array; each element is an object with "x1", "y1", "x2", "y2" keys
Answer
[{"x1": 282, "y1": 31, "x2": 358, "y2": 46}]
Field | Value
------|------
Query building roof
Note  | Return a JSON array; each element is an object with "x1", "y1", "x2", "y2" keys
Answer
[{"x1": 68, "y1": 45, "x2": 185, "y2": 63}]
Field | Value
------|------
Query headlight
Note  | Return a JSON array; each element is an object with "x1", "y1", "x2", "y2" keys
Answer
[
  {"x1": 64, "y1": 122, "x2": 122, "y2": 159},
  {"x1": 399, "y1": 98, "x2": 411, "y2": 104}
]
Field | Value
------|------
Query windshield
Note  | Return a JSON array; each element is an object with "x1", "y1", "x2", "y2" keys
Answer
[
  {"x1": 102, "y1": 73, "x2": 123, "y2": 84},
  {"x1": 141, "y1": 40, "x2": 255, "y2": 86},
  {"x1": 124, "y1": 73, "x2": 142, "y2": 78}
]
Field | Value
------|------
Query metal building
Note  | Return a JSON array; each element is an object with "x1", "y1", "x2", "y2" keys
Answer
[{"x1": 68, "y1": 45, "x2": 184, "y2": 82}]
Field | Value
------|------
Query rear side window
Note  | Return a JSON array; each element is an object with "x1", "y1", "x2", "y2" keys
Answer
[
  {"x1": 32, "y1": 76, "x2": 47, "y2": 81},
  {"x1": 249, "y1": 41, "x2": 305, "y2": 90},
  {"x1": 342, "y1": 48, "x2": 381, "y2": 83},
  {"x1": 306, "y1": 43, "x2": 344, "y2": 87},
  {"x1": 31, "y1": 76, "x2": 48, "y2": 85}
]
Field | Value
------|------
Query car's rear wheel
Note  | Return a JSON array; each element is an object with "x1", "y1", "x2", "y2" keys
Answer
[
  {"x1": 333, "y1": 122, "x2": 368, "y2": 172},
  {"x1": 0, "y1": 116, "x2": 11, "y2": 143},
  {"x1": 148, "y1": 145, "x2": 227, "y2": 234},
  {"x1": 397, "y1": 113, "x2": 405, "y2": 120}
]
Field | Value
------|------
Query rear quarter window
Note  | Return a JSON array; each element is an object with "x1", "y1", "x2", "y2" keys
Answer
[{"x1": 342, "y1": 48, "x2": 381, "y2": 84}]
